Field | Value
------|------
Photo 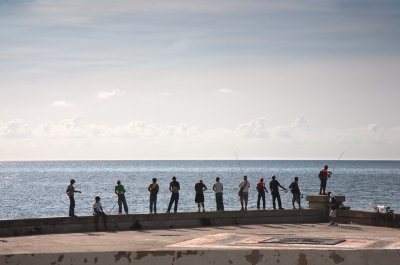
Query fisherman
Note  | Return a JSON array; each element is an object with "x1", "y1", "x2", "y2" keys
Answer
[
  {"x1": 269, "y1": 175, "x2": 287, "y2": 210},
  {"x1": 115, "y1": 180, "x2": 128, "y2": 214},
  {"x1": 167, "y1": 176, "x2": 180, "y2": 213},
  {"x1": 289, "y1": 177, "x2": 301, "y2": 209},
  {"x1": 319, "y1": 165, "x2": 332, "y2": 195},
  {"x1": 148, "y1": 178, "x2": 159, "y2": 214},
  {"x1": 66, "y1": 179, "x2": 81, "y2": 217},
  {"x1": 93, "y1": 196, "x2": 107, "y2": 231},
  {"x1": 256, "y1": 177, "x2": 268, "y2": 210},
  {"x1": 213, "y1": 177, "x2": 224, "y2": 211},
  {"x1": 239, "y1": 175, "x2": 250, "y2": 211},
  {"x1": 195, "y1": 180, "x2": 207, "y2": 212}
]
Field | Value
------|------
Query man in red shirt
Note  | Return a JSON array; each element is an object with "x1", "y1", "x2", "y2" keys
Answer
[{"x1": 319, "y1": 165, "x2": 332, "y2": 195}]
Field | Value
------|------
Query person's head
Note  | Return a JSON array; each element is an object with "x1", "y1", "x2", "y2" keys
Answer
[
  {"x1": 95, "y1": 196, "x2": 101, "y2": 202},
  {"x1": 327, "y1": 192, "x2": 332, "y2": 197},
  {"x1": 294, "y1": 177, "x2": 299, "y2": 181},
  {"x1": 152, "y1": 178, "x2": 157, "y2": 183},
  {"x1": 216, "y1": 177, "x2": 220, "y2": 182},
  {"x1": 243, "y1": 175, "x2": 247, "y2": 180},
  {"x1": 199, "y1": 180, "x2": 203, "y2": 183},
  {"x1": 272, "y1": 175, "x2": 276, "y2": 180},
  {"x1": 117, "y1": 180, "x2": 121, "y2": 184},
  {"x1": 260, "y1": 177, "x2": 264, "y2": 182},
  {"x1": 172, "y1": 176, "x2": 176, "y2": 181},
  {"x1": 70, "y1": 179, "x2": 75, "y2": 184},
  {"x1": 324, "y1": 165, "x2": 328, "y2": 169}
]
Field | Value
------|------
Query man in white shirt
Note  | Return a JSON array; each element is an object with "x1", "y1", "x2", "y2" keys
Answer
[
  {"x1": 212, "y1": 177, "x2": 224, "y2": 211},
  {"x1": 239, "y1": 175, "x2": 250, "y2": 211},
  {"x1": 93, "y1": 196, "x2": 107, "y2": 231}
]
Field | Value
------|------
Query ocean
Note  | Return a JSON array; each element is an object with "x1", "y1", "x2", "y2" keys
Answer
[{"x1": 1, "y1": 160, "x2": 399, "y2": 220}]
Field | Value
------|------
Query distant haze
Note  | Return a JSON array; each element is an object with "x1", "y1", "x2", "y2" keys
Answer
[{"x1": 0, "y1": 0, "x2": 399, "y2": 160}]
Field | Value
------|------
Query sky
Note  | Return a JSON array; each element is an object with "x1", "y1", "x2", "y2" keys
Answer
[{"x1": 0, "y1": 0, "x2": 400, "y2": 160}]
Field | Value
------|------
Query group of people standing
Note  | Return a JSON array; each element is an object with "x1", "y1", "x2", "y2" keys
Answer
[
  {"x1": 65, "y1": 165, "x2": 334, "y2": 220},
  {"x1": 238, "y1": 175, "x2": 302, "y2": 211}
]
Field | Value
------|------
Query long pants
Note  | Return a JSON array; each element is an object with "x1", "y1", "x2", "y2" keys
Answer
[
  {"x1": 94, "y1": 212, "x2": 107, "y2": 231},
  {"x1": 272, "y1": 192, "x2": 282, "y2": 209},
  {"x1": 257, "y1": 191, "x2": 266, "y2": 209},
  {"x1": 150, "y1": 195, "x2": 157, "y2": 213},
  {"x1": 69, "y1": 196, "x2": 75, "y2": 216},
  {"x1": 167, "y1": 192, "x2": 179, "y2": 213},
  {"x1": 292, "y1": 193, "x2": 301, "y2": 207},
  {"x1": 215, "y1": 192, "x2": 224, "y2": 211},
  {"x1": 118, "y1": 194, "x2": 128, "y2": 214}
]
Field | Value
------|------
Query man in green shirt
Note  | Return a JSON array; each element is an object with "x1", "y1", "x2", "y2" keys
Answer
[{"x1": 115, "y1": 180, "x2": 129, "y2": 214}]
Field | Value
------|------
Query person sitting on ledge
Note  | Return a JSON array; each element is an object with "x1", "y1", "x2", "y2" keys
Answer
[{"x1": 93, "y1": 196, "x2": 107, "y2": 231}]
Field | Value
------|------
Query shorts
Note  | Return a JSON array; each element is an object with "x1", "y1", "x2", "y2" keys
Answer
[{"x1": 195, "y1": 193, "x2": 204, "y2": 203}]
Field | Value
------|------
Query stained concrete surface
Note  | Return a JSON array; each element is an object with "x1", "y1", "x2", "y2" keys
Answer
[{"x1": 1, "y1": 223, "x2": 400, "y2": 265}]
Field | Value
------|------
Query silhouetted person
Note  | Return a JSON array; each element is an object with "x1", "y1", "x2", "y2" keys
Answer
[
  {"x1": 269, "y1": 175, "x2": 287, "y2": 210},
  {"x1": 66, "y1": 179, "x2": 81, "y2": 217},
  {"x1": 195, "y1": 180, "x2": 207, "y2": 212},
  {"x1": 93, "y1": 196, "x2": 107, "y2": 231},
  {"x1": 239, "y1": 175, "x2": 250, "y2": 211},
  {"x1": 213, "y1": 177, "x2": 224, "y2": 211},
  {"x1": 319, "y1": 165, "x2": 332, "y2": 195},
  {"x1": 289, "y1": 177, "x2": 301, "y2": 209},
  {"x1": 256, "y1": 177, "x2": 268, "y2": 210},
  {"x1": 167, "y1": 176, "x2": 180, "y2": 213},
  {"x1": 115, "y1": 180, "x2": 128, "y2": 214},
  {"x1": 148, "y1": 178, "x2": 159, "y2": 214}
]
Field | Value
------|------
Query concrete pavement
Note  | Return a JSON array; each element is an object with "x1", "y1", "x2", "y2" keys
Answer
[{"x1": 1, "y1": 222, "x2": 400, "y2": 265}]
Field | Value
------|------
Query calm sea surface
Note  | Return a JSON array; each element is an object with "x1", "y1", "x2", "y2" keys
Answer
[{"x1": 0, "y1": 160, "x2": 399, "y2": 220}]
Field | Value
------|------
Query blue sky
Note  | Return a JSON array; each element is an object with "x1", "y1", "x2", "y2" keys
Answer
[{"x1": 1, "y1": 0, "x2": 400, "y2": 160}]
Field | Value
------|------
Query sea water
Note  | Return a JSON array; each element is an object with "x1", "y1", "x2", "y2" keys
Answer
[{"x1": 0, "y1": 160, "x2": 399, "y2": 219}]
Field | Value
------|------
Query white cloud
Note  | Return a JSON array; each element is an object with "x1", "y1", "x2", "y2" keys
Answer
[
  {"x1": 218, "y1": 88, "x2": 235, "y2": 94},
  {"x1": 51, "y1": 101, "x2": 72, "y2": 107},
  {"x1": 2, "y1": 116, "x2": 400, "y2": 160},
  {"x1": 235, "y1": 117, "x2": 269, "y2": 137},
  {"x1": 0, "y1": 119, "x2": 31, "y2": 139},
  {"x1": 96, "y1": 89, "x2": 126, "y2": 99}
]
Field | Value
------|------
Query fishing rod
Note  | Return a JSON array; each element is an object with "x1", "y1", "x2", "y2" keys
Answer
[
  {"x1": 74, "y1": 174, "x2": 98, "y2": 188},
  {"x1": 234, "y1": 151, "x2": 245, "y2": 177},
  {"x1": 331, "y1": 151, "x2": 345, "y2": 173}
]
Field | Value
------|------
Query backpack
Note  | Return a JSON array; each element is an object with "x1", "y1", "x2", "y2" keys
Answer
[{"x1": 318, "y1": 170, "x2": 323, "y2": 180}]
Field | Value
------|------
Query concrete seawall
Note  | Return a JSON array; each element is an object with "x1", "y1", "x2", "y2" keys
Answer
[
  {"x1": 0, "y1": 208, "x2": 322, "y2": 237},
  {"x1": 2, "y1": 195, "x2": 400, "y2": 265}
]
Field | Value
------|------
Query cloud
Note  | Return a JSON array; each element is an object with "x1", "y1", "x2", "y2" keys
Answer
[
  {"x1": 235, "y1": 117, "x2": 269, "y2": 137},
  {"x1": 0, "y1": 119, "x2": 31, "y2": 139},
  {"x1": 51, "y1": 101, "x2": 72, "y2": 107},
  {"x1": 218, "y1": 88, "x2": 235, "y2": 94},
  {"x1": 96, "y1": 89, "x2": 126, "y2": 99}
]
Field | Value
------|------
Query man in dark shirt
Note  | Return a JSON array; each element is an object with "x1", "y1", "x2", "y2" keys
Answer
[
  {"x1": 269, "y1": 175, "x2": 287, "y2": 210},
  {"x1": 167, "y1": 176, "x2": 180, "y2": 213},
  {"x1": 194, "y1": 180, "x2": 207, "y2": 212},
  {"x1": 148, "y1": 178, "x2": 159, "y2": 214},
  {"x1": 289, "y1": 177, "x2": 301, "y2": 209}
]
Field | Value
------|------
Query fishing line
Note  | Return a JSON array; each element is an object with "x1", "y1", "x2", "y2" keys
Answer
[
  {"x1": 234, "y1": 151, "x2": 245, "y2": 177},
  {"x1": 331, "y1": 151, "x2": 345, "y2": 172}
]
